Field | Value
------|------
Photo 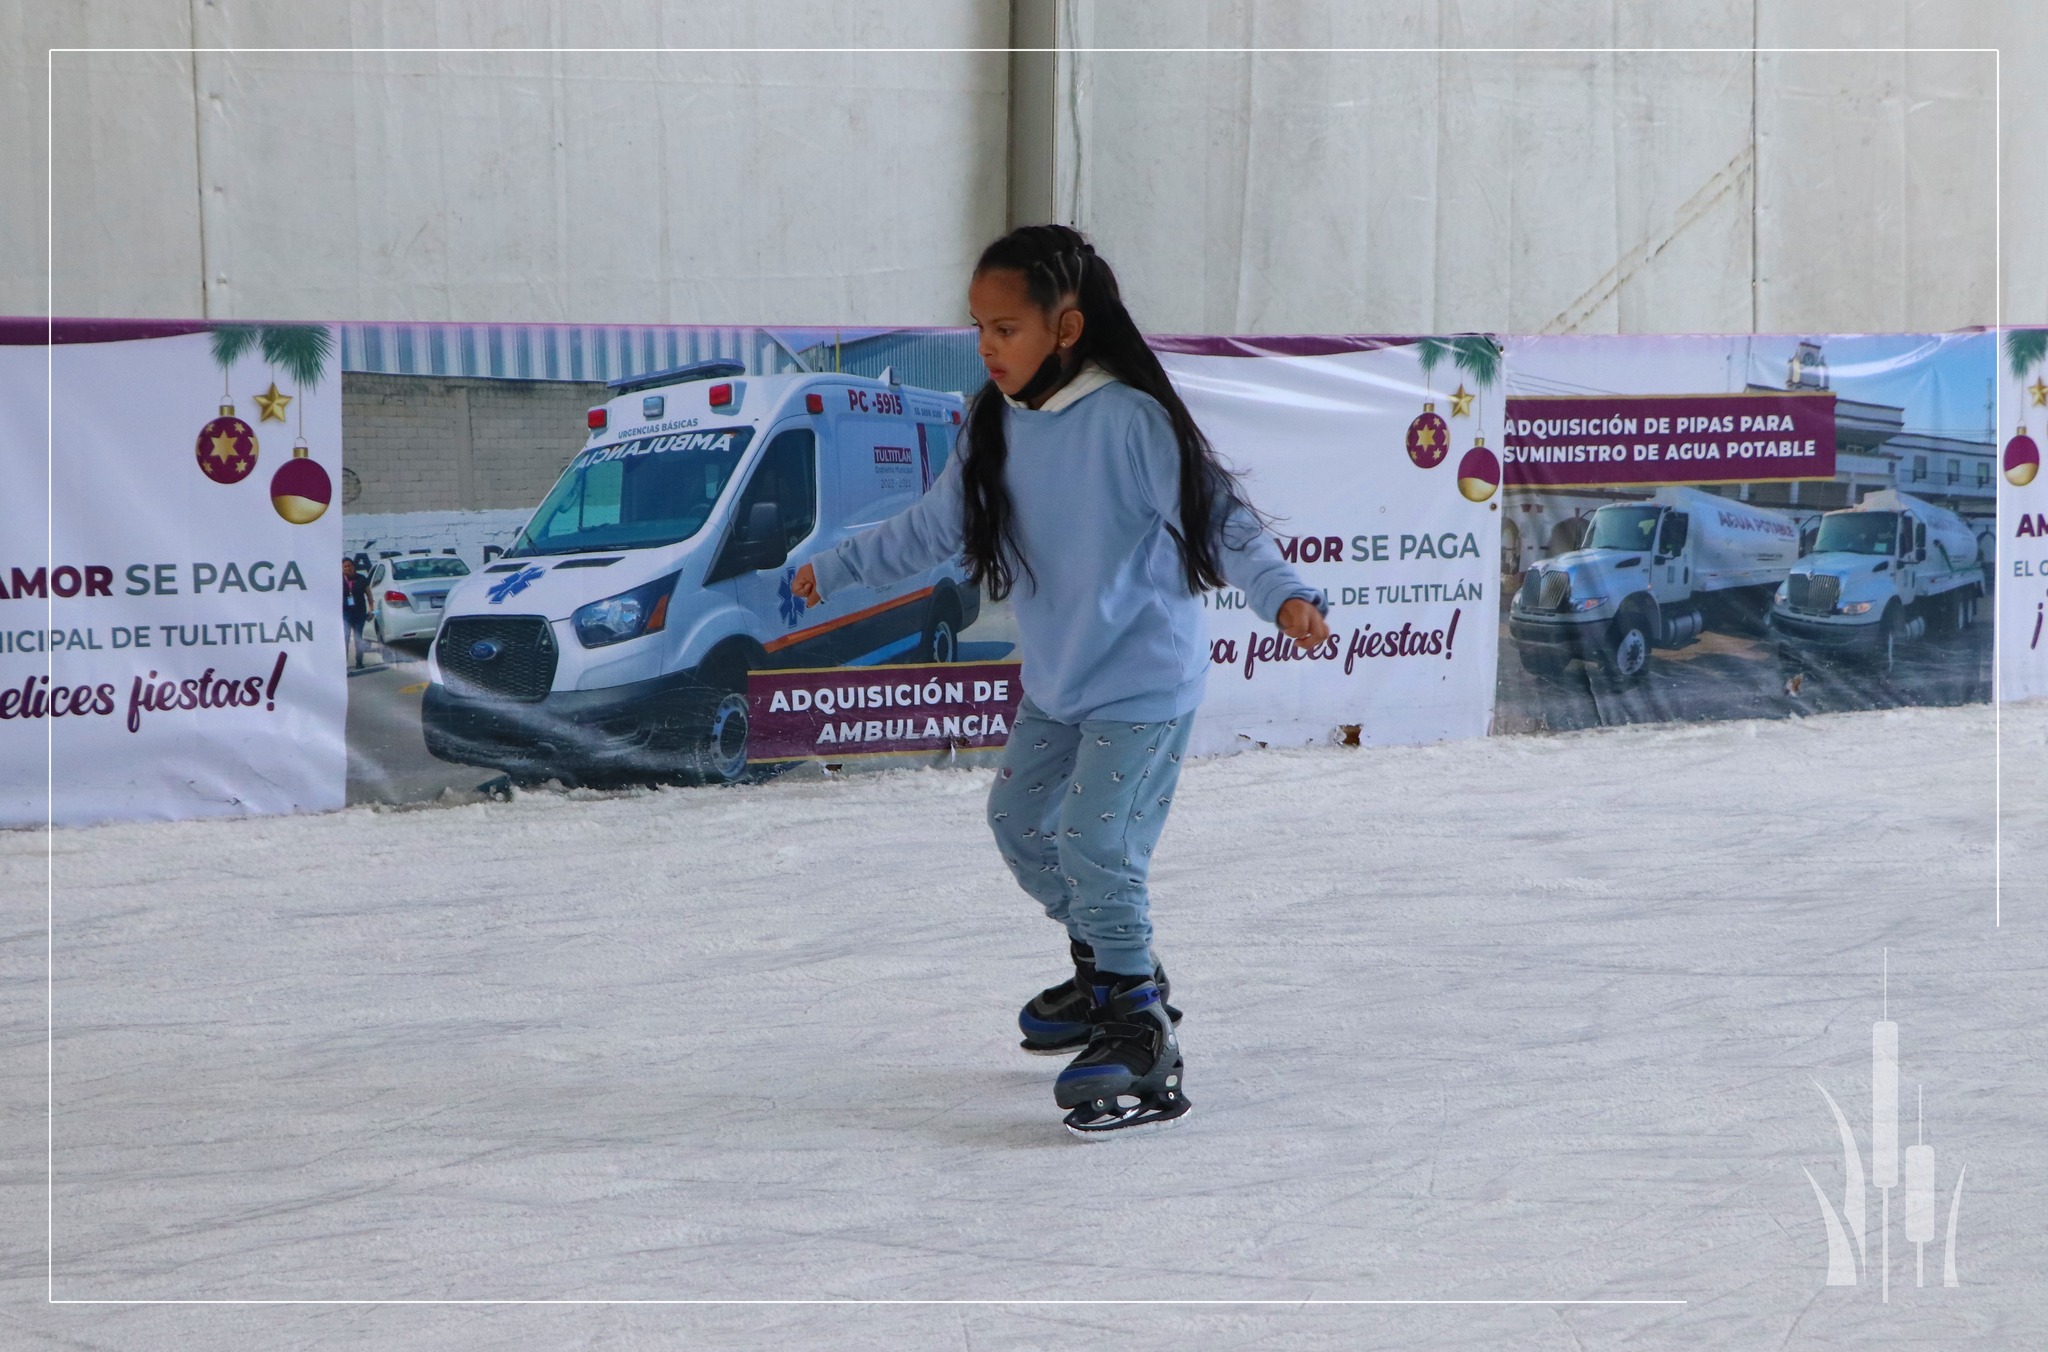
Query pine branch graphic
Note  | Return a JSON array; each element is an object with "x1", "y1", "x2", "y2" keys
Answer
[{"x1": 2005, "y1": 328, "x2": 2047, "y2": 382}]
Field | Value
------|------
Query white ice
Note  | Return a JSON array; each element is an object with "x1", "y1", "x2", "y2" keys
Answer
[{"x1": 3, "y1": 703, "x2": 2043, "y2": 1350}]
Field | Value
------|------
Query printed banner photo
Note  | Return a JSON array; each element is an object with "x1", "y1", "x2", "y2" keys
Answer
[
  {"x1": 336, "y1": 325, "x2": 1016, "y2": 799},
  {"x1": 339, "y1": 324, "x2": 1506, "y2": 801},
  {"x1": 1499, "y1": 333, "x2": 1995, "y2": 733},
  {"x1": 0, "y1": 328, "x2": 345, "y2": 827}
]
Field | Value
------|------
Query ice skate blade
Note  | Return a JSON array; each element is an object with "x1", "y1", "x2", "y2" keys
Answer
[
  {"x1": 1063, "y1": 1098, "x2": 1193, "y2": 1140},
  {"x1": 1020, "y1": 1040, "x2": 1086, "y2": 1056}
]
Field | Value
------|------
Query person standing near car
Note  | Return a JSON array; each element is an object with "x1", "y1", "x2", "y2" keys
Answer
[
  {"x1": 789, "y1": 224, "x2": 1329, "y2": 1138},
  {"x1": 342, "y1": 557, "x2": 371, "y2": 668}
]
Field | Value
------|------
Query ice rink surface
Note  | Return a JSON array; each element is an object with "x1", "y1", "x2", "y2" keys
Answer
[{"x1": 3, "y1": 703, "x2": 2043, "y2": 1350}]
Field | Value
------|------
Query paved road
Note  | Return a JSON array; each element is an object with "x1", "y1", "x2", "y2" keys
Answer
[
  {"x1": 1493, "y1": 614, "x2": 1995, "y2": 735},
  {"x1": 344, "y1": 641, "x2": 485, "y2": 805}
]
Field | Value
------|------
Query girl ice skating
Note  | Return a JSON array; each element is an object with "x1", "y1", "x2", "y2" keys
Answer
[{"x1": 792, "y1": 225, "x2": 1329, "y2": 1137}]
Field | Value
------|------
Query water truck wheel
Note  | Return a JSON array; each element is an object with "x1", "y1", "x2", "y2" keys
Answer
[{"x1": 1603, "y1": 613, "x2": 1652, "y2": 687}]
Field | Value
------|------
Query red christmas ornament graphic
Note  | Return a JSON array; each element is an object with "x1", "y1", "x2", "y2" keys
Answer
[
  {"x1": 2006, "y1": 426, "x2": 2039, "y2": 487},
  {"x1": 270, "y1": 442, "x2": 332, "y2": 523},
  {"x1": 1457, "y1": 440, "x2": 1501, "y2": 502},
  {"x1": 1407, "y1": 402, "x2": 1449, "y2": 469},
  {"x1": 195, "y1": 403, "x2": 259, "y2": 484}
]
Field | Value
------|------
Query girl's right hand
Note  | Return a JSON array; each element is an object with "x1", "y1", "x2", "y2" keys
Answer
[
  {"x1": 790, "y1": 563, "x2": 821, "y2": 606},
  {"x1": 1277, "y1": 596, "x2": 1331, "y2": 650}
]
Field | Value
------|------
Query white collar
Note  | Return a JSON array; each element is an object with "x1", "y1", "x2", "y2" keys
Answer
[{"x1": 1003, "y1": 361, "x2": 1117, "y2": 413}]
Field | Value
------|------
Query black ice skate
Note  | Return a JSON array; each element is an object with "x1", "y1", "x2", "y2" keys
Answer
[
  {"x1": 1018, "y1": 940, "x2": 1181, "y2": 1054},
  {"x1": 1053, "y1": 972, "x2": 1191, "y2": 1138}
]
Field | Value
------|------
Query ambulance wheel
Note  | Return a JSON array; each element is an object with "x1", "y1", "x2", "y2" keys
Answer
[
  {"x1": 689, "y1": 691, "x2": 752, "y2": 785},
  {"x1": 683, "y1": 653, "x2": 755, "y2": 785},
  {"x1": 920, "y1": 591, "x2": 963, "y2": 663}
]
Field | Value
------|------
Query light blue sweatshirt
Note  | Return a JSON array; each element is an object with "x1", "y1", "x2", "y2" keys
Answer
[{"x1": 809, "y1": 378, "x2": 1323, "y2": 724}]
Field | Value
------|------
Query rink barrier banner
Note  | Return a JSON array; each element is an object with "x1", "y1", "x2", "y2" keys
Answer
[
  {"x1": 1498, "y1": 333, "x2": 1994, "y2": 735},
  {"x1": 0, "y1": 328, "x2": 345, "y2": 829},
  {"x1": 1998, "y1": 329, "x2": 2048, "y2": 702},
  {"x1": 1160, "y1": 334, "x2": 1504, "y2": 754},
  {"x1": 0, "y1": 320, "x2": 2019, "y2": 825},
  {"x1": 747, "y1": 661, "x2": 1023, "y2": 761}
]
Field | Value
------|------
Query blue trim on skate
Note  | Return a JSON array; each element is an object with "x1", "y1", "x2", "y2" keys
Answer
[{"x1": 1019, "y1": 1009, "x2": 1089, "y2": 1039}]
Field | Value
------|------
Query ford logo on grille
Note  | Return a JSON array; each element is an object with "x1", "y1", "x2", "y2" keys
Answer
[{"x1": 469, "y1": 639, "x2": 504, "y2": 663}]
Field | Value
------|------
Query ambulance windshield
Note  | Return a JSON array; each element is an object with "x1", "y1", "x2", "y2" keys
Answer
[{"x1": 506, "y1": 427, "x2": 757, "y2": 557}]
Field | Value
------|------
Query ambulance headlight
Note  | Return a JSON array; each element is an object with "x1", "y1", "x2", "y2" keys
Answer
[
  {"x1": 572, "y1": 573, "x2": 678, "y2": 647},
  {"x1": 1838, "y1": 600, "x2": 1874, "y2": 615}
]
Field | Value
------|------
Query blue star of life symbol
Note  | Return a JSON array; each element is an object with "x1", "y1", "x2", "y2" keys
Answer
[
  {"x1": 487, "y1": 565, "x2": 547, "y2": 604},
  {"x1": 777, "y1": 568, "x2": 805, "y2": 627}
]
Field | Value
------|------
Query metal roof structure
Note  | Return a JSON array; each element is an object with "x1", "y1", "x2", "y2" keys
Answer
[{"x1": 337, "y1": 323, "x2": 810, "y2": 384}]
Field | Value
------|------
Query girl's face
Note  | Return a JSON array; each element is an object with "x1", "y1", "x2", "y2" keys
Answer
[{"x1": 969, "y1": 268, "x2": 1082, "y2": 399}]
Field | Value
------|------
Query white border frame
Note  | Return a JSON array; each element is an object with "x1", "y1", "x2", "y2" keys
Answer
[{"x1": 44, "y1": 39, "x2": 1998, "y2": 1311}]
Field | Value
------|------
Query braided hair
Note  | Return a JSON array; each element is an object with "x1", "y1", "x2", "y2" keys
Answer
[{"x1": 960, "y1": 224, "x2": 1254, "y2": 601}]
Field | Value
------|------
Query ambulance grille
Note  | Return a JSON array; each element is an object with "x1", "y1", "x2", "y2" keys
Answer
[{"x1": 437, "y1": 616, "x2": 558, "y2": 701}]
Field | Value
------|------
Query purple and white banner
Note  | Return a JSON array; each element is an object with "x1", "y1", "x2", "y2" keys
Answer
[
  {"x1": 1156, "y1": 336, "x2": 1506, "y2": 752},
  {"x1": 0, "y1": 332, "x2": 345, "y2": 828}
]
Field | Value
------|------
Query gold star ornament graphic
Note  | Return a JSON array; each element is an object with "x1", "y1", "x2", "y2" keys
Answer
[
  {"x1": 2030, "y1": 377, "x2": 2047, "y2": 408},
  {"x1": 1449, "y1": 383, "x2": 1475, "y2": 418},
  {"x1": 252, "y1": 382, "x2": 292, "y2": 422}
]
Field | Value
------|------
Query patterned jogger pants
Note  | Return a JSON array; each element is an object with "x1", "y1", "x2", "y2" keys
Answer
[{"x1": 985, "y1": 697, "x2": 1194, "y2": 978}]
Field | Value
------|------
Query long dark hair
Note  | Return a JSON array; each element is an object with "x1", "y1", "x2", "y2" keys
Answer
[{"x1": 960, "y1": 224, "x2": 1254, "y2": 601}]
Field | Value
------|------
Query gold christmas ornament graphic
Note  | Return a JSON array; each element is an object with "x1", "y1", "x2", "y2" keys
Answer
[
  {"x1": 2006, "y1": 426, "x2": 2040, "y2": 487},
  {"x1": 252, "y1": 381, "x2": 293, "y2": 422},
  {"x1": 195, "y1": 403, "x2": 258, "y2": 484},
  {"x1": 269, "y1": 442, "x2": 333, "y2": 524},
  {"x1": 1457, "y1": 439, "x2": 1501, "y2": 502}
]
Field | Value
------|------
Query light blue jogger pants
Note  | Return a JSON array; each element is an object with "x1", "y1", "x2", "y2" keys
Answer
[{"x1": 985, "y1": 698, "x2": 1194, "y2": 978}]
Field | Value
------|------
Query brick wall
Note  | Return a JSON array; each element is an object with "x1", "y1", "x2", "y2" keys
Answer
[{"x1": 342, "y1": 373, "x2": 605, "y2": 514}]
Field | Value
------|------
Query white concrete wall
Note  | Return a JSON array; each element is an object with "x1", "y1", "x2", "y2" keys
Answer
[
  {"x1": 4, "y1": 0, "x2": 2038, "y2": 329},
  {"x1": 1059, "y1": 0, "x2": 2032, "y2": 333},
  {"x1": 8, "y1": 1, "x2": 1010, "y2": 324}
]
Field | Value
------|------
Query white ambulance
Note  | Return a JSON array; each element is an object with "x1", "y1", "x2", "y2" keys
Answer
[{"x1": 423, "y1": 361, "x2": 976, "y2": 783}]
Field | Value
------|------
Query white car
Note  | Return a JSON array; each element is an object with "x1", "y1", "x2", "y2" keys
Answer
[
  {"x1": 423, "y1": 360, "x2": 975, "y2": 784},
  {"x1": 368, "y1": 555, "x2": 472, "y2": 645}
]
